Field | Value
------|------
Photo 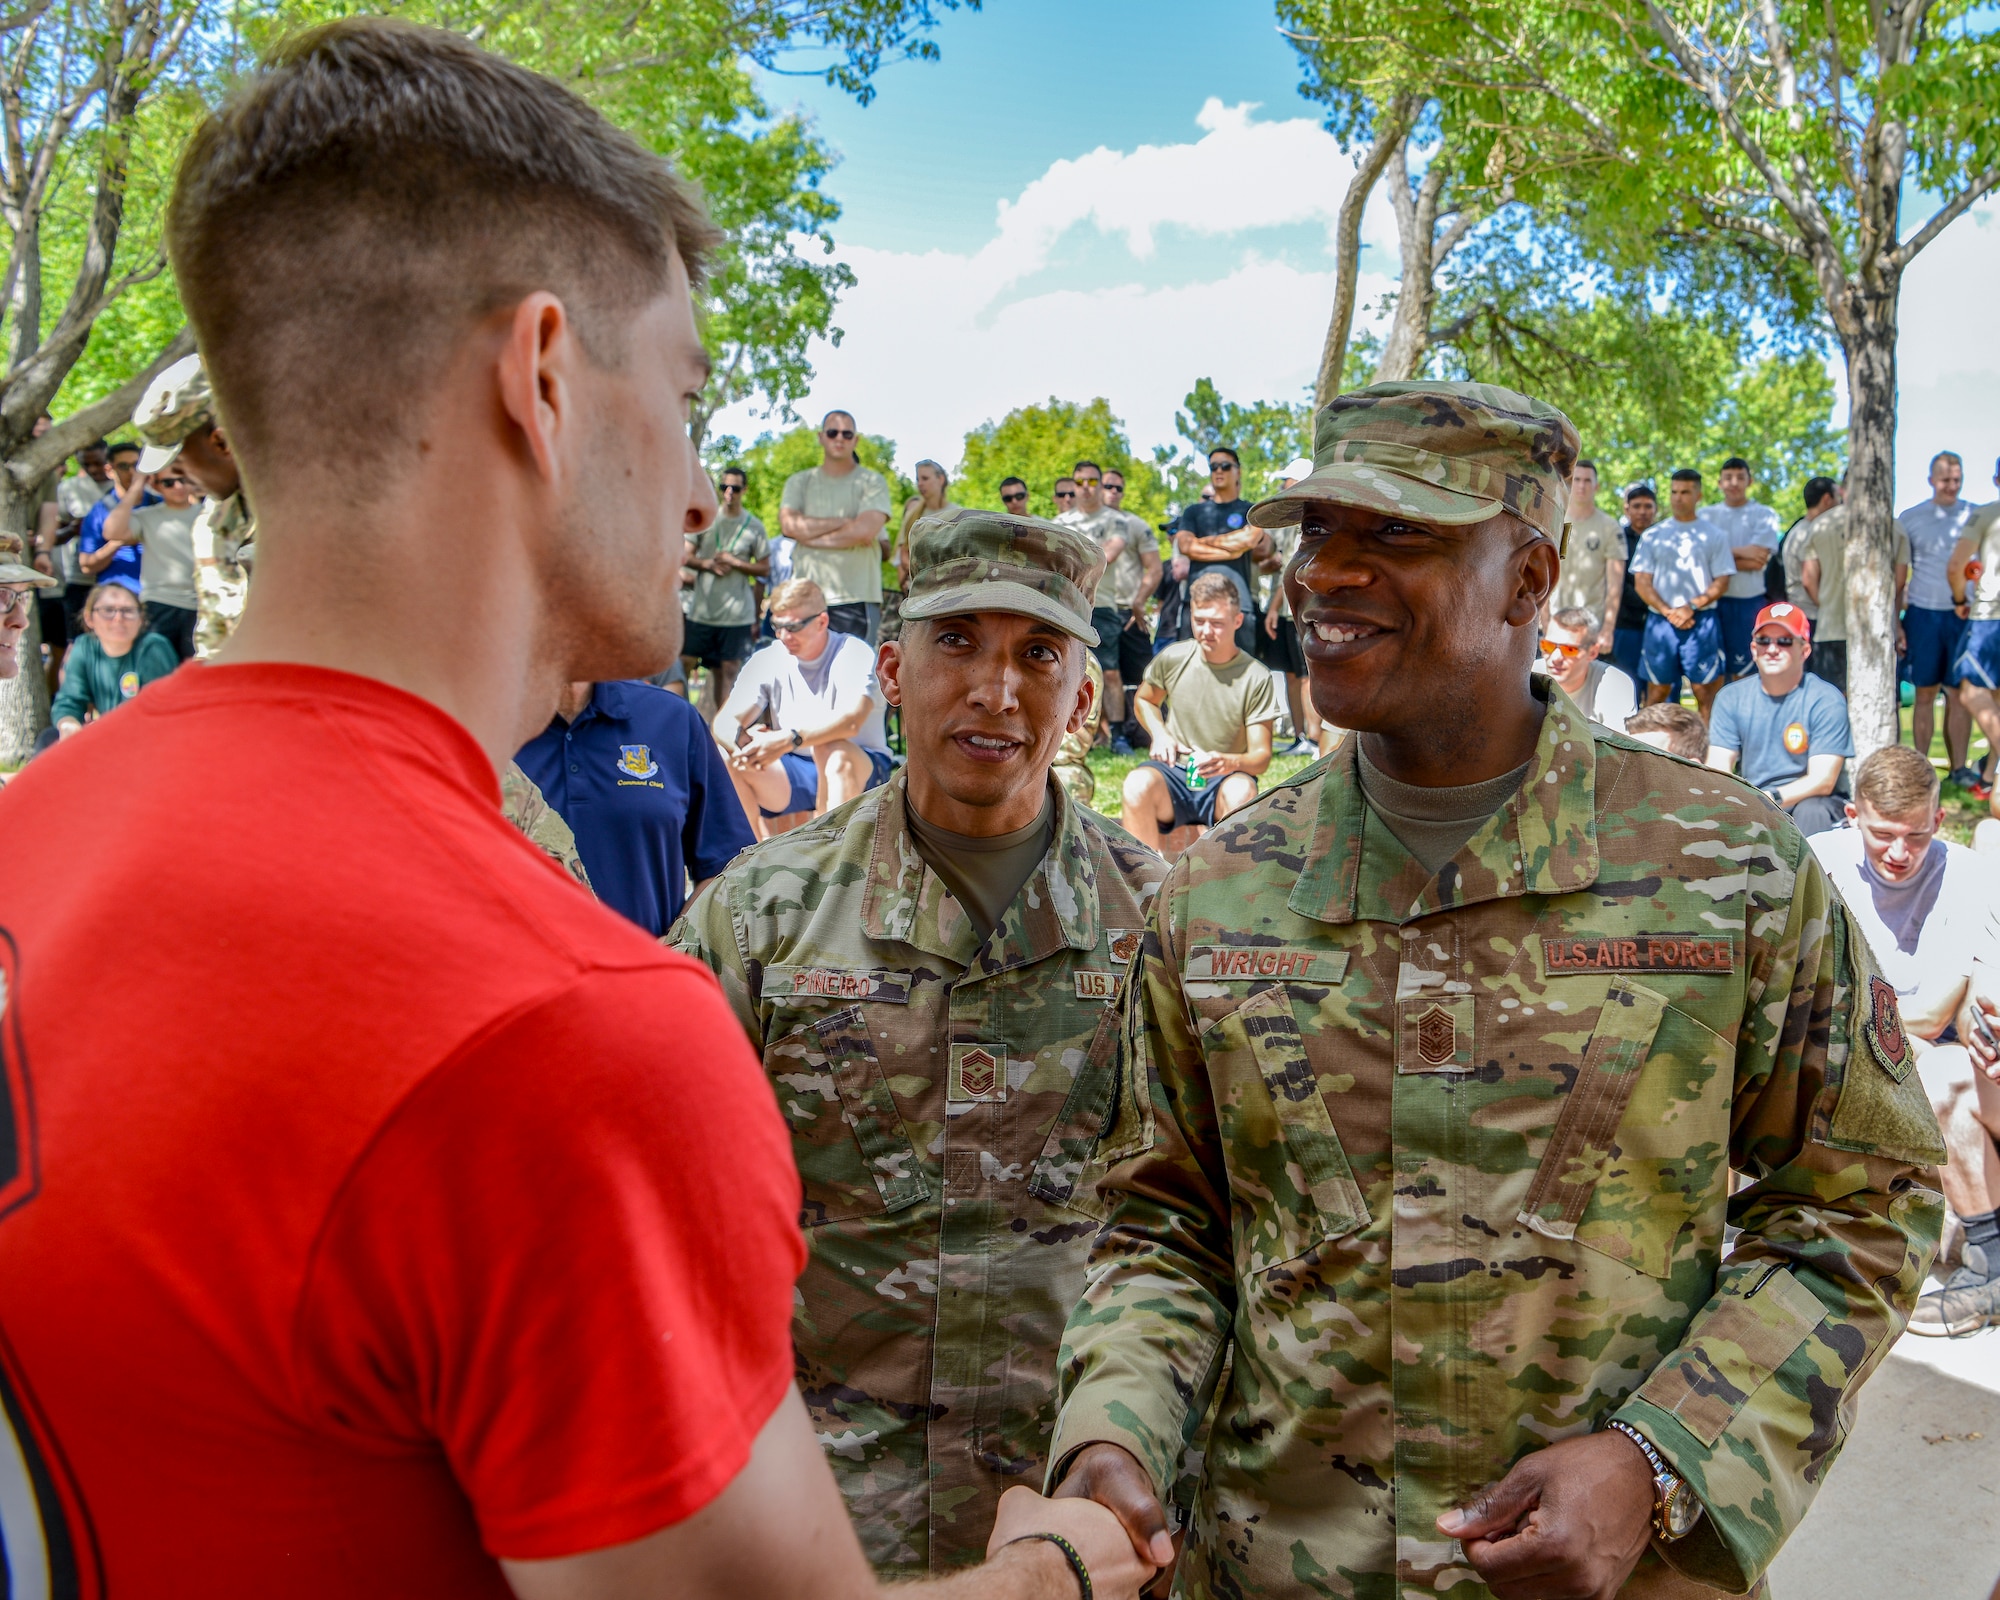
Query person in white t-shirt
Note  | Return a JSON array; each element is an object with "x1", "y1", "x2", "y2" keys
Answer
[
  {"x1": 1703, "y1": 456, "x2": 1785, "y2": 681},
  {"x1": 712, "y1": 578, "x2": 894, "y2": 838},
  {"x1": 1810, "y1": 745, "x2": 2000, "y2": 1335},
  {"x1": 1536, "y1": 606, "x2": 1637, "y2": 729}
]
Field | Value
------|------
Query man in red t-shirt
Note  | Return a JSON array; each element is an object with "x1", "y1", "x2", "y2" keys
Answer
[{"x1": 0, "y1": 21, "x2": 1151, "y2": 1600}]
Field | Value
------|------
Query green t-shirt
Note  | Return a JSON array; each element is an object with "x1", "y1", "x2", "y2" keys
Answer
[
  {"x1": 780, "y1": 464, "x2": 893, "y2": 606},
  {"x1": 50, "y1": 630, "x2": 178, "y2": 724},
  {"x1": 687, "y1": 511, "x2": 768, "y2": 627},
  {"x1": 1142, "y1": 640, "x2": 1281, "y2": 755},
  {"x1": 1806, "y1": 506, "x2": 1910, "y2": 641},
  {"x1": 904, "y1": 791, "x2": 1055, "y2": 944}
]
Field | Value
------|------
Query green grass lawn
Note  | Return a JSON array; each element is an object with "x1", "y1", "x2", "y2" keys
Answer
[{"x1": 1078, "y1": 746, "x2": 1324, "y2": 821}]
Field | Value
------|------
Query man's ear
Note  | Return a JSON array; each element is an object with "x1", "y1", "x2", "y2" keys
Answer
[
  {"x1": 877, "y1": 639, "x2": 905, "y2": 709},
  {"x1": 1509, "y1": 538, "x2": 1560, "y2": 627},
  {"x1": 1067, "y1": 655, "x2": 1096, "y2": 736},
  {"x1": 495, "y1": 291, "x2": 577, "y2": 490}
]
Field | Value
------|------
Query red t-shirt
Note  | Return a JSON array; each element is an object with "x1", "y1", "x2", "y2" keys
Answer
[{"x1": 0, "y1": 663, "x2": 805, "y2": 1595}]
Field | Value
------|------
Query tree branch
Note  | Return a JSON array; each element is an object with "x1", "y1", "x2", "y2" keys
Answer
[
  {"x1": 1889, "y1": 170, "x2": 2000, "y2": 271},
  {"x1": 7, "y1": 323, "x2": 193, "y2": 487}
]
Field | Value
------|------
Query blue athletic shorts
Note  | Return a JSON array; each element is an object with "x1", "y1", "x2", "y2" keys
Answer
[
  {"x1": 1903, "y1": 606, "x2": 1969, "y2": 688},
  {"x1": 1641, "y1": 609, "x2": 1724, "y2": 686},
  {"x1": 759, "y1": 745, "x2": 895, "y2": 817},
  {"x1": 1142, "y1": 757, "x2": 1230, "y2": 829},
  {"x1": 1954, "y1": 620, "x2": 2000, "y2": 693},
  {"x1": 1717, "y1": 594, "x2": 1763, "y2": 678}
]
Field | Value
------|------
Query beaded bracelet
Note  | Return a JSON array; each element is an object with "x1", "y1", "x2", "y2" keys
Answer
[{"x1": 1005, "y1": 1531, "x2": 1094, "y2": 1600}]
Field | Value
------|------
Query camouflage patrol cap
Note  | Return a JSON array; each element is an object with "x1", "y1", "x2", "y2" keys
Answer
[
  {"x1": 1248, "y1": 379, "x2": 1579, "y2": 543},
  {"x1": 132, "y1": 353, "x2": 214, "y2": 474},
  {"x1": 902, "y1": 508, "x2": 1106, "y2": 645},
  {"x1": 0, "y1": 532, "x2": 55, "y2": 590}
]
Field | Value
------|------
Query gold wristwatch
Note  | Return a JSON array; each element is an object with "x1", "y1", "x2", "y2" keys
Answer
[{"x1": 1606, "y1": 1419, "x2": 1703, "y2": 1541}]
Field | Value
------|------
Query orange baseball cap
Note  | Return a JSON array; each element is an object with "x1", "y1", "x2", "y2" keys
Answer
[{"x1": 1754, "y1": 601, "x2": 1811, "y2": 641}]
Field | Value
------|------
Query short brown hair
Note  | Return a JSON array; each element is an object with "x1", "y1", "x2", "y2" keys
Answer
[
  {"x1": 1623, "y1": 702, "x2": 1707, "y2": 762},
  {"x1": 1854, "y1": 744, "x2": 1940, "y2": 818},
  {"x1": 768, "y1": 578, "x2": 826, "y2": 616},
  {"x1": 1190, "y1": 571, "x2": 1243, "y2": 611},
  {"x1": 167, "y1": 18, "x2": 720, "y2": 482}
]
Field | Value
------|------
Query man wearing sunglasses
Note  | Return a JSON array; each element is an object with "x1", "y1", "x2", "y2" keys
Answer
[
  {"x1": 780, "y1": 410, "x2": 893, "y2": 646},
  {"x1": 1705, "y1": 601, "x2": 1853, "y2": 836},
  {"x1": 711, "y1": 577, "x2": 894, "y2": 838},
  {"x1": 1046, "y1": 380, "x2": 1941, "y2": 1600},
  {"x1": 1060, "y1": 459, "x2": 1159, "y2": 755},
  {"x1": 0, "y1": 540, "x2": 56, "y2": 685},
  {"x1": 999, "y1": 476, "x2": 1030, "y2": 513},
  {"x1": 1537, "y1": 605, "x2": 1637, "y2": 729},
  {"x1": 97, "y1": 457, "x2": 203, "y2": 662},
  {"x1": 1161, "y1": 447, "x2": 1271, "y2": 655}
]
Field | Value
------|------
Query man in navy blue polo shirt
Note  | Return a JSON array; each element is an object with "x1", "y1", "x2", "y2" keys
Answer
[{"x1": 515, "y1": 678, "x2": 755, "y2": 935}]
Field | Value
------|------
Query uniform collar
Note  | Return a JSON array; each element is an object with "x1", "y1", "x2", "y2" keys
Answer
[
  {"x1": 861, "y1": 767, "x2": 1099, "y2": 966},
  {"x1": 1288, "y1": 678, "x2": 1601, "y2": 925}
]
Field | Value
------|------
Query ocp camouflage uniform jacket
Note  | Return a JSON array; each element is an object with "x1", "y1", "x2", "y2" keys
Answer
[
  {"x1": 670, "y1": 769, "x2": 1168, "y2": 1575},
  {"x1": 1048, "y1": 682, "x2": 1944, "y2": 1599},
  {"x1": 191, "y1": 487, "x2": 252, "y2": 659}
]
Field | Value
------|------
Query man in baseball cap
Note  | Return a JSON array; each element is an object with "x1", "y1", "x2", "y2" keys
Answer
[
  {"x1": 1048, "y1": 380, "x2": 1939, "y2": 1600},
  {"x1": 671, "y1": 506, "x2": 1170, "y2": 1579},
  {"x1": 0, "y1": 532, "x2": 58, "y2": 682},
  {"x1": 131, "y1": 351, "x2": 254, "y2": 655},
  {"x1": 1706, "y1": 598, "x2": 1854, "y2": 834}
]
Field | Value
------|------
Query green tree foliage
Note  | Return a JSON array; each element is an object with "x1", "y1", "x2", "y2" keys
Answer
[
  {"x1": 1155, "y1": 378, "x2": 1311, "y2": 507},
  {"x1": 953, "y1": 396, "x2": 1169, "y2": 529},
  {"x1": 709, "y1": 422, "x2": 912, "y2": 541}
]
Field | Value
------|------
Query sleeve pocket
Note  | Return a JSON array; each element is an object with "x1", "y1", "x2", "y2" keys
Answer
[
  {"x1": 1633, "y1": 1267, "x2": 1827, "y2": 1445},
  {"x1": 767, "y1": 1004, "x2": 928, "y2": 1227},
  {"x1": 1223, "y1": 986, "x2": 1370, "y2": 1275}
]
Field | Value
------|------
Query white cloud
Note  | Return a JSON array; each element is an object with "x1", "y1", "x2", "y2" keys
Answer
[
  {"x1": 709, "y1": 101, "x2": 1396, "y2": 469},
  {"x1": 1891, "y1": 199, "x2": 2000, "y2": 506}
]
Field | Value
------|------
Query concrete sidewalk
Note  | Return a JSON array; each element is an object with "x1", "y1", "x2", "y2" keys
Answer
[{"x1": 1768, "y1": 1330, "x2": 2000, "y2": 1598}]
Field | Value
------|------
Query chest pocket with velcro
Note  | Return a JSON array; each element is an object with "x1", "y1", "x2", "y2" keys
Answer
[
  {"x1": 764, "y1": 1004, "x2": 928, "y2": 1227},
  {"x1": 1214, "y1": 986, "x2": 1371, "y2": 1275},
  {"x1": 1518, "y1": 978, "x2": 1714, "y2": 1277}
]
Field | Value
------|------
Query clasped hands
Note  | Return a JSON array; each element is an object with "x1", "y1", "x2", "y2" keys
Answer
[{"x1": 1051, "y1": 1433, "x2": 1657, "y2": 1600}]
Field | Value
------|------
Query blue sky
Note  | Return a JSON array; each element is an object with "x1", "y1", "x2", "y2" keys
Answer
[{"x1": 709, "y1": 0, "x2": 2000, "y2": 508}]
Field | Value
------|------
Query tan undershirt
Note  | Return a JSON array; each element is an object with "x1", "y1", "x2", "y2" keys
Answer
[
  {"x1": 905, "y1": 790, "x2": 1056, "y2": 943},
  {"x1": 1357, "y1": 743, "x2": 1532, "y2": 876}
]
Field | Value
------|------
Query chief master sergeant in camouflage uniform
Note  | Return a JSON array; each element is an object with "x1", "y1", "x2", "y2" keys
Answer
[
  {"x1": 1047, "y1": 381, "x2": 1945, "y2": 1600},
  {"x1": 132, "y1": 352, "x2": 253, "y2": 657},
  {"x1": 671, "y1": 509, "x2": 1169, "y2": 1577}
]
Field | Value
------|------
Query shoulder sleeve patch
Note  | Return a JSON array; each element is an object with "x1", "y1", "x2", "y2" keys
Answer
[{"x1": 1865, "y1": 974, "x2": 1914, "y2": 1082}]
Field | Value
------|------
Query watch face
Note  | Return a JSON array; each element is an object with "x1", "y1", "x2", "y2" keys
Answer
[{"x1": 1663, "y1": 1482, "x2": 1702, "y2": 1539}]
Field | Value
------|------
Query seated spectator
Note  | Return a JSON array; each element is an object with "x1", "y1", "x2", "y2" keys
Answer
[
  {"x1": 713, "y1": 577, "x2": 894, "y2": 838},
  {"x1": 1809, "y1": 746, "x2": 2000, "y2": 1334},
  {"x1": 1050, "y1": 651, "x2": 1104, "y2": 809},
  {"x1": 49, "y1": 582, "x2": 178, "y2": 740},
  {"x1": 75, "y1": 441, "x2": 152, "y2": 594},
  {"x1": 99, "y1": 464, "x2": 202, "y2": 661},
  {"x1": 515, "y1": 679, "x2": 754, "y2": 935},
  {"x1": 1705, "y1": 601, "x2": 1852, "y2": 835},
  {"x1": 1631, "y1": 467, "x2": 1734, "y2": 717},
  {"x1": 1621, "y1": 701, "x2": 1708, "y2": 761},
  {"x1": 1538, "y1": 605, "x2": 1637, "y2": 728},
  {"x1": 1122, "y1": 571, "x2": 1278, "y2": 848}
]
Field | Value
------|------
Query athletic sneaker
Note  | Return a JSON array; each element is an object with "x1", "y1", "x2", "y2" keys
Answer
[
  {"x1": 1109, "y1": 734, "x2": 1133, "y2": 757},
  {"x1": 1909, "y1": 1243, "x2": 2000, "y2": 1337},
  {"x1": 1949, "y1": 765, "x2": 1987, "y2": 793}
]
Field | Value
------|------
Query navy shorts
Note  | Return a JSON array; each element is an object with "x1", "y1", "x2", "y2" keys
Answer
[
  {"x1": 1717, "y1": 594, "x2": 1763, "y2": 678},
  {"x1": 1140, "y1": 757, "x2": 1235, "y2": 829},
  {"x1": 1903, "y1": 606, "x2": 1968, "y2": 687},
  {"x1": 1641, "y1": 609, "x2": 1724, "y2": 686},
  {"x1": 1954, "y1": 620, "x2": 2000, "y2": 693},
  {"x1": 759, "y1": 745, "x2": 894, "y2": 817}
]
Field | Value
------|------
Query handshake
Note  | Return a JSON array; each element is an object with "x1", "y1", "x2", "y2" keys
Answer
[{"x1": 985, "y1": 1478, "x2": 1172, "y2": 1600}]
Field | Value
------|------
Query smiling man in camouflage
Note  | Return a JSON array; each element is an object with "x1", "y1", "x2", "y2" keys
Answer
[
  {"x1": 671, "y1": 508, "x2": 1168, "y2": 1578},
  {"x1": 1047, "y1": 380, "x2": 1944, "y2": 1599}
]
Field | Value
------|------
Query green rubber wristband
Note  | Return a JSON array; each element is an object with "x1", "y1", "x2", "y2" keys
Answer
[{"x1": 1006, "y1": 1531, "x2": 1094, "y2": 1600}]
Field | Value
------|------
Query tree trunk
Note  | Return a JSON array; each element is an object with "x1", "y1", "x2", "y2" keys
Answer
[
  {"x1": 0, "y1": 481, "x2": 50, "y2": 765},
  {"x1": 1840, "y1": 302, "x2": 1901, "y2": 760},
  {"x1": 1313, "y1": 98, "x2": 1415, "y2": 410},
  {"x1": 1372, "y1": 145, "x2": 1438, "y2": 383}
]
